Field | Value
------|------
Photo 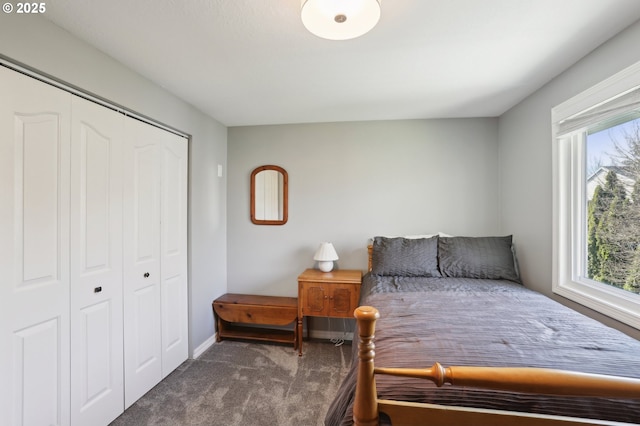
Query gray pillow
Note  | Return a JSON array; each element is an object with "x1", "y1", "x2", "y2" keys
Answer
[
  {"x1": 438, "y1": 236, "x2": 521, "y2": 283},
  {"x1": 372, "y1": 236, "x2": 441, "y2": 277}
]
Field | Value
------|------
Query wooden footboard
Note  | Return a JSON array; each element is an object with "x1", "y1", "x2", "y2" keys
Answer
[{"x1": 353, "y1": 306, "x2": 640, "y2": 426}]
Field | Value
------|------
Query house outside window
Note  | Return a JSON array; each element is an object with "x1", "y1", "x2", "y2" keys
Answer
[{"x1": 552, "y1": 61, "x2": 640, "y2": 329}]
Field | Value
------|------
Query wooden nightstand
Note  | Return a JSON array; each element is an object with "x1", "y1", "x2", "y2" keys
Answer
[{"x1": 297, "y1": 269, "x2": 362, "y2": 356}]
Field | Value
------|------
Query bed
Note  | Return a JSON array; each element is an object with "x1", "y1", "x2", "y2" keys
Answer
[{"x1": 325, "y1": 235, "x2": 640, "y2": 426}]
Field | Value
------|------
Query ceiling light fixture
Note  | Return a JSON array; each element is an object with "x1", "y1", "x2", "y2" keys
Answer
[{"x1": 301, "y1": 0, "x2": 381, "y2": 41}]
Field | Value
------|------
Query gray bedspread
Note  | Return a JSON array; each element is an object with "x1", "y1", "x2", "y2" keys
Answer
[{"x1": 325, "y1": 274, "x2": 640, "y2": 425}]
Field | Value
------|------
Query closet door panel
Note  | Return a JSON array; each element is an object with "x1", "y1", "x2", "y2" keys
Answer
[
  {"x1": 123, "y1": 117, "x2": 162, "y2": 408},
  {"x1": 13, "y1": 319, "x2": 61, "y2": 426},
  {"x1": 70, "y1": 96, "x2": 124, "y2": 426},
  {"x1": 20, "y1": 114, "x2": 60, "y2": 282},
  {"x1": 160, "y1": 134, "x2": 188, "y2": 376},
  {"x1": 0, "y1": 66, "x2": 71, "y2": 426}
]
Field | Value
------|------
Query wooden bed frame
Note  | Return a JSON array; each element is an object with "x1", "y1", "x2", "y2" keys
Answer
[
  {"x1": 354, "y1": 245, "x2": 640, "y2": 425},
  {"x1": 353, "y1": 306, "x2": 640, "y2": 426}
]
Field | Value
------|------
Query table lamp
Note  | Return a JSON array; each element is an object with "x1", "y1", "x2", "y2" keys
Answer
[{"x1": 314, "y1": 242, "x2": 339, "y2": 272}]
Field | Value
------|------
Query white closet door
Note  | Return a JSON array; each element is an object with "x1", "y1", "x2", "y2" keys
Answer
[
  {"x1": 123, "y1": 117, "x2": 163, "y2": 408},
  {"x1": 160, "y1": 132, "x2": 188, "y2": 376},
  {"x1": 69, "y1": 96, "x2": 124, "y2": 425},
  {"x1": 0, "y1": 66, "x2": 71, "y2": 425}
]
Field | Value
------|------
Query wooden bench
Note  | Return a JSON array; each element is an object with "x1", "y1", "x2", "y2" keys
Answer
[{"x1": 212, "y1": 293, "x2": 298, "y2": 350}]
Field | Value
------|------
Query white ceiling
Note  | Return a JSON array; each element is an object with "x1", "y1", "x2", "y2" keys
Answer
[{"x1": 44, "y1": 0, "x2": 640, "y2": 127}]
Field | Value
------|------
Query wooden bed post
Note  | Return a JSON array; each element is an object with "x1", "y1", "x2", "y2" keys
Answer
[{"x1": 353, "y1": 306, "x2": 380, "y2": 426}]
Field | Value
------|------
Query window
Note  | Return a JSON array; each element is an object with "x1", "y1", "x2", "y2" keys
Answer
[
  {"x1": 587, "y1": 118, "x2": 640, "y2": 293},
  {"x1": 552, "y1": 61, "x2": 640, "y2": 329}
]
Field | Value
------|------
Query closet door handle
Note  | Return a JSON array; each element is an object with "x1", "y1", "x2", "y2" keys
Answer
[{"x1": 144, "y1": 272, "x2": 150, "y2": 278}]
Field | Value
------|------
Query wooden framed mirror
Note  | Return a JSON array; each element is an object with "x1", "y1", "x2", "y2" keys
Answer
[{"x1": 250, "y1": 165, "x2": 288, "y2": 225}]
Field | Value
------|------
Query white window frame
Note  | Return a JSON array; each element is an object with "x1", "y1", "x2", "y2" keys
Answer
[{"x1": 552, "y1": 61, "x2": 640, "y2": 330}]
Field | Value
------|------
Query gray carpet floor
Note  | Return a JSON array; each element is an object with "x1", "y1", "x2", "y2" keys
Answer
[{"x1": 110, "y1": 339, "x2": 352, "y2": 426}]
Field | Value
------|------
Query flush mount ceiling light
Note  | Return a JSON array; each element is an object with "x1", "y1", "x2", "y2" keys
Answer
[{"x1": 301, "y1": 0, "x2": 381, "y2": 41}]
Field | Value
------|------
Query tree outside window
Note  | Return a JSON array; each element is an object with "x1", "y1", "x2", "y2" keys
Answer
[{"x1": 586, "y1": 119, "x2": 640, "y2": 294}]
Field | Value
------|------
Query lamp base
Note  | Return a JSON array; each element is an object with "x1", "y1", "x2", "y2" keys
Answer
[{"x1": 317, "y1": 261, "x2": 334, "y2": 272}]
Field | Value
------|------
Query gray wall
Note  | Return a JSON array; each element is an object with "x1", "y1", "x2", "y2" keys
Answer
[
  {"x1": 498, "y1": 19, "x2": 640, "y2": 340},
  {"x1": 0, "y1": 14, "x2": 228, "y2": 353},
  {"x1": 227, "y1": 119, "x2": 500, "y2": 297}
]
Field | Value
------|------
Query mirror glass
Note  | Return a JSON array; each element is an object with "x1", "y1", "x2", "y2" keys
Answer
[{"x1": 251, "y1": 165, "x2": 288, "y2": 225}]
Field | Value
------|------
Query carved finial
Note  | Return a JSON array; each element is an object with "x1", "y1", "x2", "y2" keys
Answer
[{"x1": 354, "y1": 305, "x2": 380, "y2": 322}]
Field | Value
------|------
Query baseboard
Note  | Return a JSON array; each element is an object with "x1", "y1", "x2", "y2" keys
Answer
[
  {"x1": 192, "y1": 333, "x2": 217, "y2": 359},
  {"x1": 193, "y1": 329, "x2": 351, "y2": 358}
]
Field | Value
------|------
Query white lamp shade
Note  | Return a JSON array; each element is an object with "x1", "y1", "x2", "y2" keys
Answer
[
  {"x1": 301, "y1": 0, "x2": 381, "y2": 41},
  {"x1": 314, "y1": 242, "x2": 339, "y2": 272}
]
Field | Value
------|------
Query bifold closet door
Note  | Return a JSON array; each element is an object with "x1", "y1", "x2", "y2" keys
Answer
[
  {"x1": 0, "y1": 66, "x2": 71, "y2": 426},
  {"x1": 123, "y1": 117, "x2": 188, "y2": 407},
  {"x1": 160, "y1": 129, "x2": 188, "y2": 377},
  {"x1": 123, "y1": 118, "x2": 163, "y2": 407},
  {"x1": 0, "y1": 65, "x2": 187, "y2": 425},
  {"x1": 69, "y1": 96, "x2": 125, "y2": 426}
]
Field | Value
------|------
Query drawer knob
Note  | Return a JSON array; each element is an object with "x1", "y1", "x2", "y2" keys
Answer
[{"x1": 144, "y1": 272, "x2": 150, "y2": 278}]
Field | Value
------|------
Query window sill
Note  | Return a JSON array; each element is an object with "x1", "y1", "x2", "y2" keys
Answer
[{"x1": 553, "y1": 278, "x2": 640, "y2": 329}]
